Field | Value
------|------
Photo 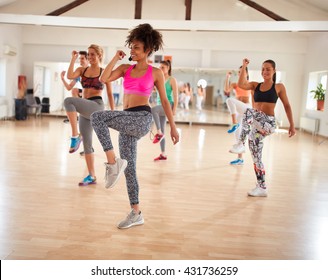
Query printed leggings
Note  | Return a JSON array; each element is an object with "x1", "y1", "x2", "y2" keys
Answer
[
  {"x1": 90, "y1": 108, "x2": 153, "y2": 205},
  {"x1": 239, "y1": 108, "x2": 276, "y2": 188}
]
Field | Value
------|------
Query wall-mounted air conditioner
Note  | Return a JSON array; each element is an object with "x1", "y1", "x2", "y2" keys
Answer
[{"x1": 4, "y1": 45, "x2": 17, "y2": 56}]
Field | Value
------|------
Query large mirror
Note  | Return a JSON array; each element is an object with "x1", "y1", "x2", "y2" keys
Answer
[{"x1": 33, "y1": 62, "x2": 284, "y2": 125}]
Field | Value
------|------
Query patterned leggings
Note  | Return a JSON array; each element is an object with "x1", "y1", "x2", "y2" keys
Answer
[
  {"x1": 239, "y1": 108, "x2": 276, "y2": 188},
  {"x1": 90, "y1": 108, "x2": 153, "y2": 205}
]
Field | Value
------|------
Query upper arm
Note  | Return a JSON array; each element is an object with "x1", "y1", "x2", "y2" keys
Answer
[
  {"x1": 239, "y1": 81, "x2": 258, "y2": 91},
  {"x1": 105, "y1": 64, "x2": 128, "y2": 83},
  {"x1": 153, "y1": 68, "x2": 166, "y2": 99},
  {"x1": 68, "y1": 66, "x2": 84, "y2": 79},
  {"x1": 277, "y1": 83, "x2": 290, "y2": 107},
  {"x1": 170, "y1": 77, "x2": 178, "y2": 95}
]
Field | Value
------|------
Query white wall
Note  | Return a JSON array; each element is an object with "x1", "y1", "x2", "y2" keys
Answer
[
  {"x1": 1, "y1": 23, "x2": 328, "y2": 136},
  {"x1": 302, "y1": 33, "x2": 328, "y2": 137},
  {"x1": 0, "y1": 24, "x2": 23, "y2": 115}
]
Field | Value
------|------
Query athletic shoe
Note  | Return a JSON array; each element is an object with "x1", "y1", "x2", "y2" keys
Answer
[
  {"x1": 79, "y1": 151, "x2": 85, "y2": 156},
  {"x1": 154, "y1": 154, "x2": 167, "y2": 161},
  {"x1": 117, "y1": 209, "x2": 144, "y2": 229},
  {"x1": 78, "y1": 174, "x2": 96, "y2": 186},
  {"x1": 230, "y1": 158, "x2": 244, "y2": 165},
  {"x1": 153, "y1": 133, "x2": 164, "y2": 144},
  {"x1": 69, "y1": 134, "x2": 82, "y2": 153},
  {"x1": 247, "y1": 185, "x2": 268, "y2": 197},
  {"x1": 63, "y1": 118, "x2": 69, "y2": 123},
  {"x1": 227, "y1": 123, "x2": 240, "y2": 133},
  {"x1": 104, "y1": 158, "x2": 128, "y2": 189},
  {"x1": 229, "y1": 143, "x2": 245, "y2": 154}
]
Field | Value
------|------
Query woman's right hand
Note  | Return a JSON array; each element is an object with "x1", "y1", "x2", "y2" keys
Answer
[
  {"x1": 243, "y1": 58, "x2": 250, "y2": 66},
  {"x1": 71, "y1": 50, "x2": 78, "y2": 60},
  {"x1": 115, "y1": 50, "x2": 126, "y2": 60}
]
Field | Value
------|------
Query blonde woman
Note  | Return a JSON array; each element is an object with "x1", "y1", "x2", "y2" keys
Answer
[{"x1": 64, "y1": 44, "x2": 114, "y2": 186}]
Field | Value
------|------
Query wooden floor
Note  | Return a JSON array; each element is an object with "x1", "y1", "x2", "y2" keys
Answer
[{"x1": 0, "y1": 108, "x2": 328, "y2": 260}]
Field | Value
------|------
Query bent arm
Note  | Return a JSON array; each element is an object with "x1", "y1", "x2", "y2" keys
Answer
[
  {"x1": 67, "y1": 51, "x2": 83, "y2": 79},
  {"x1": 224, "y1": 72, "x2": 234, "y2": 93},
  {"x1": 61, "y1": 71, "x2": 76, "y2": 91},
  {"x1": 100, "y1": 50, "x2": 126, "y2": 83}
]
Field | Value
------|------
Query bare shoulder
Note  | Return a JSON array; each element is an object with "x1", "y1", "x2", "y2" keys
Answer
[
  {"x1": 151, "y1": 66, "x2": 161, "y2": 74},
  {"x1": 152, "y1": 66, "x2": 164, "y2": 80},
  {"x1": 276, "y1": 83, "x2": 286, "y2": 92}
]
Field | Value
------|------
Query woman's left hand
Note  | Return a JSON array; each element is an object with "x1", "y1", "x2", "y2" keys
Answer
[{"x1": 171, "y1": 127, "x2": 180, "y2": 144}]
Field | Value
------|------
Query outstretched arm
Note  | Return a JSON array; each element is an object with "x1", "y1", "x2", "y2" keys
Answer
[
  {"x1": 278, "y1": 84, "x2": 296, "y2": 137},
  {"x1": 171, "y1": 77, "x2": 179, "y2": 115}
]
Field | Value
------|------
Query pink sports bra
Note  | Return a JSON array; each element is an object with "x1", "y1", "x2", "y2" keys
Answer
[{"x1": 123, "y1": 65, "x2": 154, "y2": 97}]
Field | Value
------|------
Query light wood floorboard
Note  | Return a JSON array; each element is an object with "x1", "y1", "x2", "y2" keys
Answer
[{"x1": 0, "y1": 109, "x2": 327, "y2": 260}]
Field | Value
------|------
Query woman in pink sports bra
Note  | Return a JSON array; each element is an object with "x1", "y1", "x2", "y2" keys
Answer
[{"x1": 91, "y1": 23, "x2": 179, "y2": 229}]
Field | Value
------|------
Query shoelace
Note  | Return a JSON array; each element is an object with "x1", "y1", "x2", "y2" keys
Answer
[{"x1": 149, "y1": 130, "x2": 155, "y2": 141}]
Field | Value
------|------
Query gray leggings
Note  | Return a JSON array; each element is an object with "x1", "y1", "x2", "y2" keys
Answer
[
  {"x1": 90, "y1": 108, "x2": 153, "y2": 205},
  {"x1": 151, "y1": 105, "x2": 167, "y2": 152},
  {"x1": 64, "y1": 97, "x2": 104, "y2": 154}
]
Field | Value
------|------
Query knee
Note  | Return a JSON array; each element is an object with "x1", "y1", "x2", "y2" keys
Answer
[{"x1": 64, "y1": 97, "x2": 75, "y2": 111}]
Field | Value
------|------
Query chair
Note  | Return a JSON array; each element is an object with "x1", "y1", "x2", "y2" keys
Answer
[
  {"x1": 41, "y1": 97, "x2": 50, "y2": 113},
  {"x1": 25, "y1": 91, "x2": 42, "y2": 117}
]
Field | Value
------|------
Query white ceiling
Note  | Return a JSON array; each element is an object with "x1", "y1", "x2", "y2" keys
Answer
[{"x1": 0, "y1": 0, "x2": 327, "y2": 21}]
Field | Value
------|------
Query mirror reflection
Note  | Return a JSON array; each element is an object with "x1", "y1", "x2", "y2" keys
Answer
[{"x1": 33, "y1": 62, "x2": 281, "y2": 126}]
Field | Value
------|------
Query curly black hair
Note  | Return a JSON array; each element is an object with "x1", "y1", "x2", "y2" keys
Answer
[{"x1": 125, "y1": 23, "x2": 163, "y2": 57}]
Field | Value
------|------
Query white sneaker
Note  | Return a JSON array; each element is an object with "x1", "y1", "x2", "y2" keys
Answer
[
  {"x1": 104, "y1": 158, "x2": 127, "y2": 188},
  {"x1": 117, "y1": 209, "x2": 144, "y2": 229},
  {"x1": 247, "y1": 185, "x2": 268, "y2": 197},
  {"x1": 229, "y1": 143, "x2": 245, "y2": 154}
]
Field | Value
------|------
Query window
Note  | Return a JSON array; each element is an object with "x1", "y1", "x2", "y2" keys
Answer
[{"x1": 306, "y1": 71, "x2": 327, "y2": 110}]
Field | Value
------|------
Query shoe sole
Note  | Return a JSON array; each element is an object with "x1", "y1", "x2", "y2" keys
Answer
[
  {"x1": 69, "y1": 138, "x2": 82, "y2": 154},
  {"x1": 117, "y1": 218, "x2": 144, "y2": 229},
  {"x1": 229, "y1": 149, "x2": 245, "y2": 154},
  {"x1": 227, "y1": 125, "x2": 240, "y2": 134},
  {"x1": 105, "y1": 160, "x2": 128, "y2": 189},
  {"x1": 247, "y1": 192, "x2": 267, "y2": 197},
  {"x1": 154, "y1": 157, "x2": 167, "y2": 161},
  {"x1": 78, "y1": 181, "x2": 96, "y2": 187}
]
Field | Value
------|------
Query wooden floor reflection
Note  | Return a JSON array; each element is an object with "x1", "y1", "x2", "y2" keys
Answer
[{"x1": 0, "y1": 110, "x2": 327, "y2": 260}]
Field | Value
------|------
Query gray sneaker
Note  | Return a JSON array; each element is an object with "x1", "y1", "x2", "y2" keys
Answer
[
  {"x1": 117, "y1": 209, "x2": 144, "y2": 229},
  {"x1": 248, "y1": 185, "x2": 268, "y2": 197},
  {"x1": 104, "y1": 158, "x2": 127, "y2": 188}
]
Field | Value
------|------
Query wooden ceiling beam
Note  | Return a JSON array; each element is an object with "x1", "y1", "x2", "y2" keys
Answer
[
  {"x1": 185, "y1": 0, "x2": 192, "y2": 20},
  {"x1": 135, "y1": 0, "x2": 142, "y2": 19},
  {"x1": 238, "y1": 0, "x2": 288, "y2": 21},
  {"x1": 46, "y1": 0, "x2": 89, "y2": 16}
]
